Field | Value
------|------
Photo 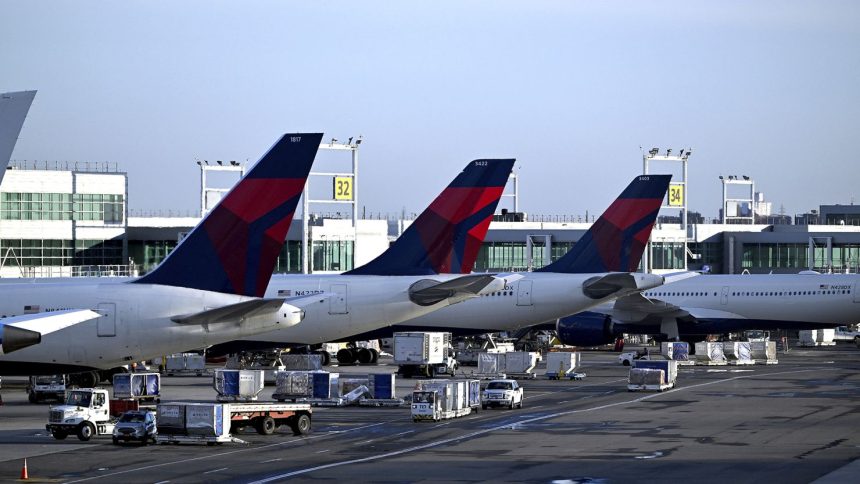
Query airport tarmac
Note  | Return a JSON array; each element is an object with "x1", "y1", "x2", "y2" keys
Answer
[{"x1": 0, "y1": 344, "x2": 858, "y2": 483}]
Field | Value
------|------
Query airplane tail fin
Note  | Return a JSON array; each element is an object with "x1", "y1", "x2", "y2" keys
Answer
[
  {"x1": 135, "y1": 133, "x2": 322, "y2": 296},
  {"x1": 536, "y1": 175, "x2": 672, "y2": 274},
  {"x1": 0, "y1": 90, "x2": 37, "y2": 186},
  {"x1": 347, "y1": 159, "x2": 515, "y2": 275}
]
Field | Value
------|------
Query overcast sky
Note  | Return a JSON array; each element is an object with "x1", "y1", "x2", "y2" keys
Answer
[{"x1": 2, "y1": 1, "x2": 858, "y2": 219}]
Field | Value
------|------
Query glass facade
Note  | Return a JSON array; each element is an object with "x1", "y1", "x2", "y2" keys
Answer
[
  {"x1": 473, "y1": 241, "x2": 577, "y2": 272},
  {"x1": 0, "y1": 192, "x2": 124, "y2": 223},
  {"x1": 312, "y1": 240, "x2": 353, "y2": 272},
  {"x1": 0, "y1": 239, "x2": 123, "y2": 266},
  {"x1": 650, "y1": 242, "x2": 685, "y2": 270},
  {"x1": 741, "y1": 243, "x2": 810, "y2": 269}
]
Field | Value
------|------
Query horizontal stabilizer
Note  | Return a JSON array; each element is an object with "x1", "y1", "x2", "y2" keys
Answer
[
  {"x1": 0, "y1": 309, "x2": 101, "y2": 355},
  {"x1": 171, "y1": 294, "x2": 329, "y2": 326},
  {"x1": 583, "y1": 272, "x2": 664, "y2": 300},
  {"x1": 409, "y1": 274, "x2": 518, "y2": 306}
]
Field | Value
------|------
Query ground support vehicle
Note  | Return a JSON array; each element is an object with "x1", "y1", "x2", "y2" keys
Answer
[
  {"x1": 481, "y1": 379, "x2": 524, "y2": 410},
  {"x1": 833, "y1": 326, "x2": 860, "y2": 344},
  {"x1": 28, "y1": 374, "x2": 66, "y2": 403},
  {"x1": 162, "y1": 353, "x2": 206, "y2": 376},
  {"x1": 156, "y1": 402, "x2": 312, "y2": 444},
  {"x1": 112, "y1": 410, "x2": 157, "y2": 445},
  {"x1": 660, "y1": 342, "x2": 694, "y2": 365},
  {"x1": 46, "y1": 388, "x2": 115, "y2": 441},
  {"x1": 394, "y1": 332, "x2": 458, "y2": 378},
  {"x1": 618, "y1": 350, "x2": 651, "y2": 366},
  {"x1": 411, "y1": 380, "x2": 474, "y2": 421}
]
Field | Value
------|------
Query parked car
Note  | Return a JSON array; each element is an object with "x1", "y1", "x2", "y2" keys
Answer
[
  {"x1": 482, "y1": 379, "x2": 523, "y2": 409},
  {"x1": 112, "y1": 410, "x2": 157, "y2": 445}
]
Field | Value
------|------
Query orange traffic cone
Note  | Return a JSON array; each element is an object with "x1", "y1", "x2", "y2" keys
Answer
[{"x1": 20, "y1": 458, "x2": 28, "y2": 480}]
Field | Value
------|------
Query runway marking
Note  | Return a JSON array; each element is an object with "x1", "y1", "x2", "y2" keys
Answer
[
  {"x1": 260, "y1": 458, "x2": 282, "y2": 463},
  {"x1": 354, "y1": 440, "x2": 374, "y2": 445},
  {"x1": 393, "y1": 430, "x2": 414, "y2": 437},
  {"x1": 61, "y1": 421, "x2": 394, "y2": 483},
  {"x1": 247, "y1": 368, "x2": 831, "y2": 483},
  {"x1": 203, "y1": 467, "x2": 228, "y2": 474},
  {"x1": 154, "y1": 481, "x2": 170, "y2": 484},
  {"x1": 316, "y1": 449, "x2": 330, "y2": 454}
]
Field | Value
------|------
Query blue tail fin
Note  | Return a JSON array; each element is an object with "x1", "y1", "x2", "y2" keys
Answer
[
  {"x1": 347, "y1": 159, "x2": 515, "y2": 276},
  {"x1": 536, "y1": 174, "x2": 672, "y2": 274},
  {"x1": 134, "y1": 133, "x2": 323, "y2": 296}
]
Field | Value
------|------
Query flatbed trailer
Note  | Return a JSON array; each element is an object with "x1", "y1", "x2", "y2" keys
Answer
[
  {"x1": 156, "y1": 401, "x2": 311, "y2": 445},
  {"x1": 226, "y1": 402, "x2": 312, "y2": 436}
]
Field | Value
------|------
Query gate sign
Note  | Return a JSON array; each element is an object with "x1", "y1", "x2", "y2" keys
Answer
[
  {"x1": 668, "y1": 183, "x2": 684, "y2": 207},
  {"x1": 333, "y1": 176, "x2": 353, "y2": 201}
]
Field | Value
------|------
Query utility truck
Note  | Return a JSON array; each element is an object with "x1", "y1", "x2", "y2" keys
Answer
[
  {"x1": 46, "y1": 388, "x2": 114, "y2": 441},
  {"x1": 28, "y1": 374, "x2": 66, "y2": 403},
  {"x1": 394, "y1": 332, "x2": 458, "y2": 378}
]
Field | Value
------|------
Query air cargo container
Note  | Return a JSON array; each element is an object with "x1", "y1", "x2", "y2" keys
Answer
[
  {"x1": 545, "y1": 352, "x2": 583, "y2": 379},
  {"x1": 213, "y1": 369, "x2": 265, "y2": 401},
  {"x1": 162, "y1": 353, "x2": 206, "y2": 376},
  {"x1": 631, "y1": 360, "x2": 678, "y2": 390},
  {"x1": 113, "y1": 373, "x2": 160, "y2": 401}
]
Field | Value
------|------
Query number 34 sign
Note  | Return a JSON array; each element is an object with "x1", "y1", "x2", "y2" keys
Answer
[
  {"x1": 668, "y1": 183, "x2": 684, "y2": 207},
  {"x1": 333, "y1": 176, "x2": 353, "y2": 201}
]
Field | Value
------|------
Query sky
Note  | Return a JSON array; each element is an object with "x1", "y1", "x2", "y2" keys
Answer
[{"x1": 2, "y1": 1, "x2": 859, "y2": 220}]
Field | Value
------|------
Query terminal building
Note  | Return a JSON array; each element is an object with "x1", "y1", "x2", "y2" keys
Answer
[{"x1": 2, "y1": 152, "x2": 859, "y2": 278}]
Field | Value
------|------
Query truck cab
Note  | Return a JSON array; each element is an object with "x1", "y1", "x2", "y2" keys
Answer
[
  {"x1": 46, "y1": 388, "x2": 114, "y2": 441},
  {"x1": 28, "y1": 374, "x2": 66, "y2": 403},
  {"x1": 411, "y1": 390, "x2": 441, "y2": 421}
]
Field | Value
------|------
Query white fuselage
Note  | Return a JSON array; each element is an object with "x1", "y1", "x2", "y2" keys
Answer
[
  {"x1": 243, "y1": 272, "x2": 664, "y2": 344},
  {"x1": 614, "y1": 273, "x2": 860, "y2": 326},
  {"x1": 0, "y1": 273, "x2": 492, "y2": 372},
  {"x1": 0, "y1": 279, "x2": 288, "y2": 372}
]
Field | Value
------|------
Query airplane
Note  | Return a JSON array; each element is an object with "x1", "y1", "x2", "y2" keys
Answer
[
  {"x1": 0, "y1": 90, "x2": 37, "y2": 186},
  {"x1": 0, "y1": 133, "x2": 327, "y2": 382},
  {"x1": 207, "y1": 157, "x2": 520, "y2": 358},
  {"x1": 224, "y1": 174, "x2": 675, "y2": 356},
  {"x1": 555, "y1": 272, "x2": 860, "y2": 346}
]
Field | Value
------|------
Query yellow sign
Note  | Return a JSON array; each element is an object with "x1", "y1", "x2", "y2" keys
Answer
[
  {"x1": 668, "y1": 183, "x2": 684, "y2": 207},
  {"x1": 333, "y1": 176, "x2": 353, "y2": 201}
]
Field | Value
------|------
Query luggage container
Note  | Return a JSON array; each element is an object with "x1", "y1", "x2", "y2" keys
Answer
[
  {"x1": 545, "y1": 352, "x2": 583, "y2": 379},
  {"x1": 213, "y1": 369, "x2": 265, "y2": 401},
  {"x1": 660, "y1": 342, "x2": 691, "y2": 362},
  {"x1": 723, "y1": 342, "x2": 754, "y2": 365},
  {"x1": 627, "y1": 368, "x2": 672, "y2": 391},
  {"x1": 632, "y1": 360, "x2": 678, "y2": 389},
  {"x1": 694, "y1": 342, "x2": 727, "y2": 365},
  {"x1": 281, "y1": 354, "x2": 323, "y2": 371},
  {"x1": 503, "y1": 352, "x2": 540, "y2": 378},
  {"x1": 113, "y1": 373, "x2": 161, "y2": 401},
  {"x1": 750, "y1": 341, "x2": 778, "y2": 364},
  {"x1": 477, "y1": 352, "x2": 505, "y2": 378},
  {"x1": 272, "y1": 371, "x2": 313, "y2": 400},
  {"x1": 163, "y1": 353, "x2": 206, "y2": 376}
]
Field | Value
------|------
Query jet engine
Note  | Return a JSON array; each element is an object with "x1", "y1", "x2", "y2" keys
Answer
[
  {"x1": 0, "y1": 323, "x2": 41, "y2": 355},
  {"x1": 555, "y1": 311, "x2": 619, "y2": 347}
]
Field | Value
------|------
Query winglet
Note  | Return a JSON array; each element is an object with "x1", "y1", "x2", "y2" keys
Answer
[
  {"x1": 134, "y1": 133, "x2": 323, "y2": 296},
  {"x1": 537, "y1": 175, "x2": 672, "y2": 273},
  {"x1": 347, "y1": 158, "x2": 515, "y2": 275}
]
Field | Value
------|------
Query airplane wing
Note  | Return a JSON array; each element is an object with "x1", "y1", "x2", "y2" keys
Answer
[
  {"x1": 171, "y1": 294, "x2": 331, "y2": 326},
  {"x1": 0, "y1": 309, "x2": 101, "y2": 354},
  {"x1": 409, "y1": 273, "x2": 523, "y2": 307}
]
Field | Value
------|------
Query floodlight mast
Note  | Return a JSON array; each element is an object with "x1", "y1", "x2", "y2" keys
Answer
[{"x1": 642, "y1": 147, "x2": 692, "y2": 273}]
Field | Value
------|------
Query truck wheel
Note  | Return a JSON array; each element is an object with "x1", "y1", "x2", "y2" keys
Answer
[
  {"x1": 482, "y1": 404, "x2": 487, "y2": 410},
  {"x1": 257, "y1": 416, "x2": 276, "y2": 435},
  {"x1": 52, "y1": 430, "x2": 68, "y2": 440},
  {"x1": 317, "y1": 350, "x2": 332, "y2": 367},
  {"x1": 290, "y1": 414, "x2": 311, "y2": 435},
  {"x1": 508, "y1": 401, "x2": 514, "y2": 410},
  {"x1": 622, "y1": 360, "x2": 630, "y2": 366},
  {"x1": 517, "y1": 400, "x2": 523, "y2": 409},
  {"x1": 369, "y1": 348, "x2": 379, "y2": 364},
  {"x1": 77, "y1": 422, "x2": 95, "y2": 441}
]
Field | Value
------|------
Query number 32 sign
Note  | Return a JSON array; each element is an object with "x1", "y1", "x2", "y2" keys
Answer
[{"x1": 334, "y1": 176, "x2": 353, "y2": 201}]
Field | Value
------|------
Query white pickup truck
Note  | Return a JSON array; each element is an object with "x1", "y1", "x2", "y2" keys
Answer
[{"x1": 834, "y1": 326, "x2": 860, "y2": 345}]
